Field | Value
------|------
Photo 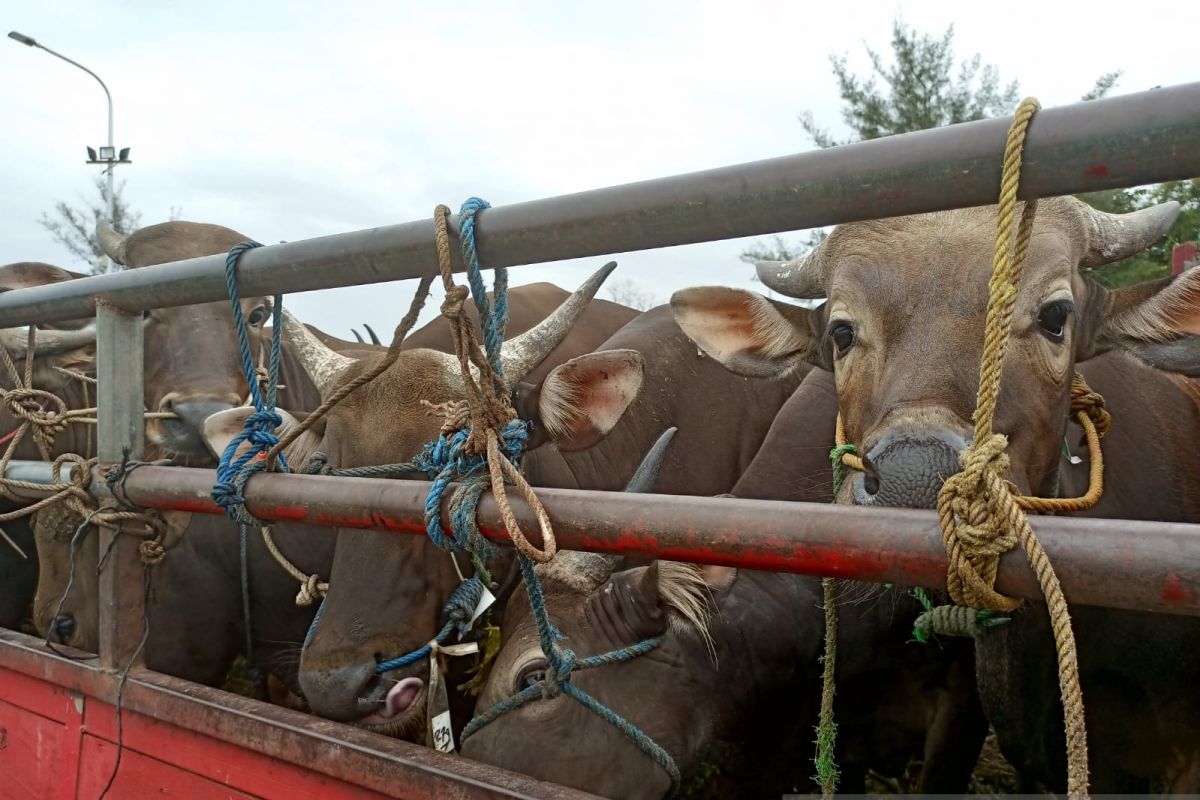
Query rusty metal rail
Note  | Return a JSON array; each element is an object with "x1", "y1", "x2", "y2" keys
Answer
[
  {"x1": 5, "y1": 460, "x2": 1196, "y2": 616},
  {"x1": 0, "y1": 83, "x2": 1197, "y2": 327}
]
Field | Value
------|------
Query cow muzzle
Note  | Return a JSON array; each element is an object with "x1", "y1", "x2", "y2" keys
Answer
[
  {"x1": 851, "y1": 427, "x2": 969, "y2": 509},
  {"x1": 301, "y1": 654, "x2": 427, "y2": 735},
  {"x1": 153, "y1": 393, "x2": 239, "y2": 458}
]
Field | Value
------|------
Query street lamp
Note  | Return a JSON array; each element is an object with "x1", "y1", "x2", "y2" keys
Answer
[{"x1": 8, "y1": 31, "x2": 131, "y2": 227}]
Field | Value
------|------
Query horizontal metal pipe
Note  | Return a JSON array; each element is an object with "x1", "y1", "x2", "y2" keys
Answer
[
  {"x1": 8, "y1": 461, "x2": 1178, "y2": 617},
  {"x1": 1, "y1": 83, "x2": 1198, "y2": 327}
]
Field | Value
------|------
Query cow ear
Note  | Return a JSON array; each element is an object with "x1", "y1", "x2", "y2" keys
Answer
[
  {"x1": 201, "y1": 407, "x2": 323, "y2": 466},
  {"x1": 1091, "y1": 269, "x2": 1200, "y2": 375},
  {"x1": 534, "y1": 349, "x2": 644, "y2": 452},
  {"x1": 671, "y1": 287, "x2": 825, "y2": 377}
]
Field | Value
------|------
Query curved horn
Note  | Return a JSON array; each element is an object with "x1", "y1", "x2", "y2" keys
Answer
[
  {"x1": 499, "y1": 261, "x2": 617, "y2": 388},
  {"x1": 0, "y1": 324, "x2": 98, "y2": 357},
  {"x1": 755, "y1": 252, "x2": 826, "y2": 299},
  {"x1": 363, "y1": 323, "x2": 382, "y2": 346},
  {"x1": 624, "y1": 427, "x2": 676, "y2": 493},
  {"x1": 95, "y1": 222, "x2": 129, "y2": 265},
  {"x1": 1079, "y1": 200, "x2": 1181, "y2": 269},
  {"x1": 540, "y1": 549, "x2": 618, "y2": 592},
  {"x1": 279, "y1": 309, "x2": 355, "y2": 396},
  {"x1": 351, "y1": 328, "x2": 365, "y2": 343}
]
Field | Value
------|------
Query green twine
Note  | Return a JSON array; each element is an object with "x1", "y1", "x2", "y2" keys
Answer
[
  {"x1": 910, "y1": 587, "x2": 1010, "y2": 643},
  {"x1": 829, "y1": 443, "x2": 859, "y2": 495},
  {"x1": 815, "y1": 578, "x2": 839, "y2": 797}
]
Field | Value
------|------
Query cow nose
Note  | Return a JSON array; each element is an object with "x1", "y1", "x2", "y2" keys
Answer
[
  {"x1": 51, "y1": 614, "x2": 75, "y2": 643},
  {"x1": 852, "y1": 429, "x2": 968, "y2": 509},
  {"x1": 158, "y1": 394, "x2": 238, "y2": 454},
  {"x1": 299, "y1": 657, "x2": 381, "y2": 722}
]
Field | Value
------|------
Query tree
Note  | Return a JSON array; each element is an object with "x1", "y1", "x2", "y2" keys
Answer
[
  {"x1": 798, "y1": 21, "x2": 1019, "y2": 148},
  {"x1": 37, "y1": 177, "x2": 175, "y2": 274},
  {"x1": 1082, "y1": 180, "x2": 1200, "y2": 287},
  {"x1": 606, "y1": 279, "x2": 657, "y2": 311}
]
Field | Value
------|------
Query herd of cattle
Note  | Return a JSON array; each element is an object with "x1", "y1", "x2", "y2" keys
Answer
[{"x1": 1, "y1": 195, "x2": 1198, "y2": 797}]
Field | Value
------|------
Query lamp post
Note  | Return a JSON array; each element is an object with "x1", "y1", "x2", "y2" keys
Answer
[{"x1": 8, "y1": 31, "x2": 130, "y2": 233}]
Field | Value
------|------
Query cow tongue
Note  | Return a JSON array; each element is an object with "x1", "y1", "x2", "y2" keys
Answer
[{"x1": 360, "y1": 677, "x2": 424, "y2": 724}]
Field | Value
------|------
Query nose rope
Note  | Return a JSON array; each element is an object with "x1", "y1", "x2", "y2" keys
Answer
[{"x1": 830, "y1": 99, "x2": 1101, "y2": 799}]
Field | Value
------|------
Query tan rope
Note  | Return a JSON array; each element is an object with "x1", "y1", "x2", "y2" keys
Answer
[
  {"x1": 264, "y1": 274, "x2": 434, "y2": 468},
  {"x1": 260, "y1": 525, "x2": 328, "y2": 607},
  {"x1": 935, "y1": 98, "x2": 1090, "y2": 798},
  {"x1": 430, "y1": 204, "x2": 557, "y2": 563}
]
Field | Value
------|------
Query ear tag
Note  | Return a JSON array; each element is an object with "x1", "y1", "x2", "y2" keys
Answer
[
  {"x1": 1062, "y1": 437, "x2": 1083, "y2": 466},
  {"x1": 426, "y1": 644, "x2": 455, "y2": 753},
  {"x1": 468, "y1": 585, "x2": 496, "y2": 627}
]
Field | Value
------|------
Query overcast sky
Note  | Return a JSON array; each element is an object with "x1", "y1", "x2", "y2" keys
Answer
[{"x1": 2, "y1": 0, "x2": 1195, "y2": 337}]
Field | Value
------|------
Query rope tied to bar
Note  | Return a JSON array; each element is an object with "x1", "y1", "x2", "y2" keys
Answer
[
  {"x1": 462, "y1": 557, "x2": 680, "y2": 791},
  {"x1": 211, "y1": 241, "x2": 291, "y2": 525}
]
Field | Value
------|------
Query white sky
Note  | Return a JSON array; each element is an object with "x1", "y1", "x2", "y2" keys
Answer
[{"x1": 2, "y1": 0, "x2": 1195, "y2": 336}]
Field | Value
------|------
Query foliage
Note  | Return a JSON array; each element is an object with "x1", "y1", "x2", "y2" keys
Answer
[
  {"x1": 37, "y1": 177, "x2": 177, "y2": 274},
  {"x1": 1084, "y1": 180, "x2": 1200, "y2": 287},
  {"x1": 606, "y1": 278, "x2": 658, "y2": 311},
  {"x1": 799, "y1": 21, "x2": 1019, "y2": 148}
]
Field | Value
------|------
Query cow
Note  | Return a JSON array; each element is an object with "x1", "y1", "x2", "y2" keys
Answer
[
  {"x1": 292, "y1": 302, "x2": 806, "y2": 734},
  {"x1": 669, "y1": 196, "x2": 1200, "y2": 793},
  {"x1": 462, "y1": 368, "x2": 985, "y2": 795},
  {"x1": 34, "y1": 264, "x2": 636, "y2": 702},
  {"x1": 0, "y1": 262, "x2": 112, "y2": 629}
]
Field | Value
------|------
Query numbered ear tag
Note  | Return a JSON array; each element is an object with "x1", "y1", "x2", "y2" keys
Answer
[{"x1": 426, "y1": 648, "x2": 455, "y2": 753}]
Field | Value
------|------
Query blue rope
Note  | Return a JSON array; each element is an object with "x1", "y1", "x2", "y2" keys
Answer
[
  {"x1": 375, "y1": 575, "x2": 486, "y2": 673},
  {"x1": 461, "y1": 557, "x2": 680, "y2": 790},
  {"x1": 211, "y1": 242, "x2": 289, "y2": 523}
]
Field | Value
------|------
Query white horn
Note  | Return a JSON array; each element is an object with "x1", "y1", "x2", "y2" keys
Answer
[
  {"x1": 95, "y1": 222, "x2": 129, "y2": 265},
  {"x1": 1079, "y1": 199, "x2": 1181, "y2": 269},
  {"x1": 0, "y1": 324, "x2": 98, "y2": 357},
  {"x1": 499, "y1": 261, "x2": 617, "y2": 388},
  {"x1": 755, "y1": 252, "x2": 826, "y2": 299},
  {"x1": 279, "y1": 309, "x2": 355, "y2": 396}
]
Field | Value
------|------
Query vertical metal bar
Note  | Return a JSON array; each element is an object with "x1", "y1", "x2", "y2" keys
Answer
[{"x1": 95, "y1": 301, "x2": 144, "y2": 669}]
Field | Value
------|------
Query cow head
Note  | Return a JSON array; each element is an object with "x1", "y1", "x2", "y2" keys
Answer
[
  {"x1": 202, "y1": 264, "x2": 644, "y2": 732},
  {"x1": 464, "y1": 558, "x2": 723, "y2": 798},
  {"x1": 98, "y1": 221, "x2": 272, "y2": 462},
  {"x1": 672, "y1": 197, "x2": 1192, "y2": 508}
]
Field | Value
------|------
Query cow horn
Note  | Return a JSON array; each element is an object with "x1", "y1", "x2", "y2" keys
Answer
[
  {"x1": 363, "y1": 323, "x2": 382, "y2": 346},
  {"x1": 95, "y1": 222, "x2": 129, "y2": 265},
  {"x1": 0, "y1": 324, "x2": 98, "y2": 357},
  {"x1": 755, "y1": 253, "x2": 826, "y2": 299},
  {"x1": 351, "y1": 328, "x2": 365, "y2": 343},
  {"x1": 279, "y1": 309, "x2": 355, "y2": 396},
  {"x1": 623, "y1": 427, "x2": 676, "y2": 494},
  {"x1": 542, "y1": 427, "x2": 677, "y2": 587},
  {"x1": 498, "y1": 261, "x2": 617, "y2": 388},
  {"x1": 1079, "y1": 200, "x2": 1181, "y2": 269}
]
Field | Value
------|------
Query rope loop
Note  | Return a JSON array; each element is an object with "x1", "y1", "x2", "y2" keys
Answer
[{"x1": 211, "y1": 242, "x2": 289, "y2": 524}]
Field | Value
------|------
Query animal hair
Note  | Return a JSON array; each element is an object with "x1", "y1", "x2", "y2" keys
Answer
[
  {"x1": 656, "y1": 561, "x2": 715, "y2": 657},
  {"x1": 537, "y1": 368, "x2": 584, "y2": 440},
  {"x1": 1105, "y1": 270, "x2": 1200, "y2": 344},
  {"x1": 748, "y1": 296, "x2": 808, "y2": 359}
]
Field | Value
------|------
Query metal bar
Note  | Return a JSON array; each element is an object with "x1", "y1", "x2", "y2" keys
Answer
[
  {"x1": 95, "y1": 302, "x2": 146, "y2": 670},
  {"x1": 0, "y1": 628, "x2": 595, "y2": 799},
  {"x1": 1, "y1": 83, "x2": 1198, "y2": 327},
  {"x1": 32, "y1": 464, "x2": 1186, "y2": 618}
]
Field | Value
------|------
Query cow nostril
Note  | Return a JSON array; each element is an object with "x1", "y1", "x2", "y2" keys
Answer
[
  {"x1": 52, "y1": 615, "x2": 75, "y2": 641},
  {"x1": 861, "y1": 456, "x2": 881, "y2": 496}
]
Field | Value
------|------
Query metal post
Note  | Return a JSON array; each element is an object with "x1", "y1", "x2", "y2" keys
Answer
[{"x1": 95, "y1": 301, "x2": 145, "y2": 669}]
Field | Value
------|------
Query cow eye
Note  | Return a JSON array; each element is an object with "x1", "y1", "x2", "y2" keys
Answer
[
  {"x1": 514, "y1": 658, "x2": 548, "y2": 692},
  {"x1": 828, "y1": 320, "x2": 856, "y2": 358},
  {"x1": 1036, "y1": 299, "x2": 1074, "y2": 343},
  {"x1": 247, "y1": 306, "x2": 268, "y2": 327}
]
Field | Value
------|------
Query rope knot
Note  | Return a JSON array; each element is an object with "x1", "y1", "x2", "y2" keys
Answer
[
  {"x1": 1070, "y1": 373, "x2": 1111, "y2": 439},
  {"x1": 295, "y1": 573, "x2": 328, "y2": 607},
  {"x1": 440, "y1": 285, "x2": 470, "y2": 319},
  {"x1": 542, "y1": 646, "x2": 576, "y2": 699}
]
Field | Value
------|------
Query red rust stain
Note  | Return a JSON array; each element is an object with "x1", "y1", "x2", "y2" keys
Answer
[
  {"x1": 1161, "y1": 572, "x2": 1197, "y2": 606},
  {"x1": 1084, "y1": 164, "x2": 1110, "y2": 178}
]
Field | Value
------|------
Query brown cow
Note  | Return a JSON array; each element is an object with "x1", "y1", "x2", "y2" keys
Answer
[
  {"x1": 294, "y1": 304, "x2": 804, "y2": 734},
  {"x1": 671, "y1": 196, "x2": 1200, "y2": 792}
]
